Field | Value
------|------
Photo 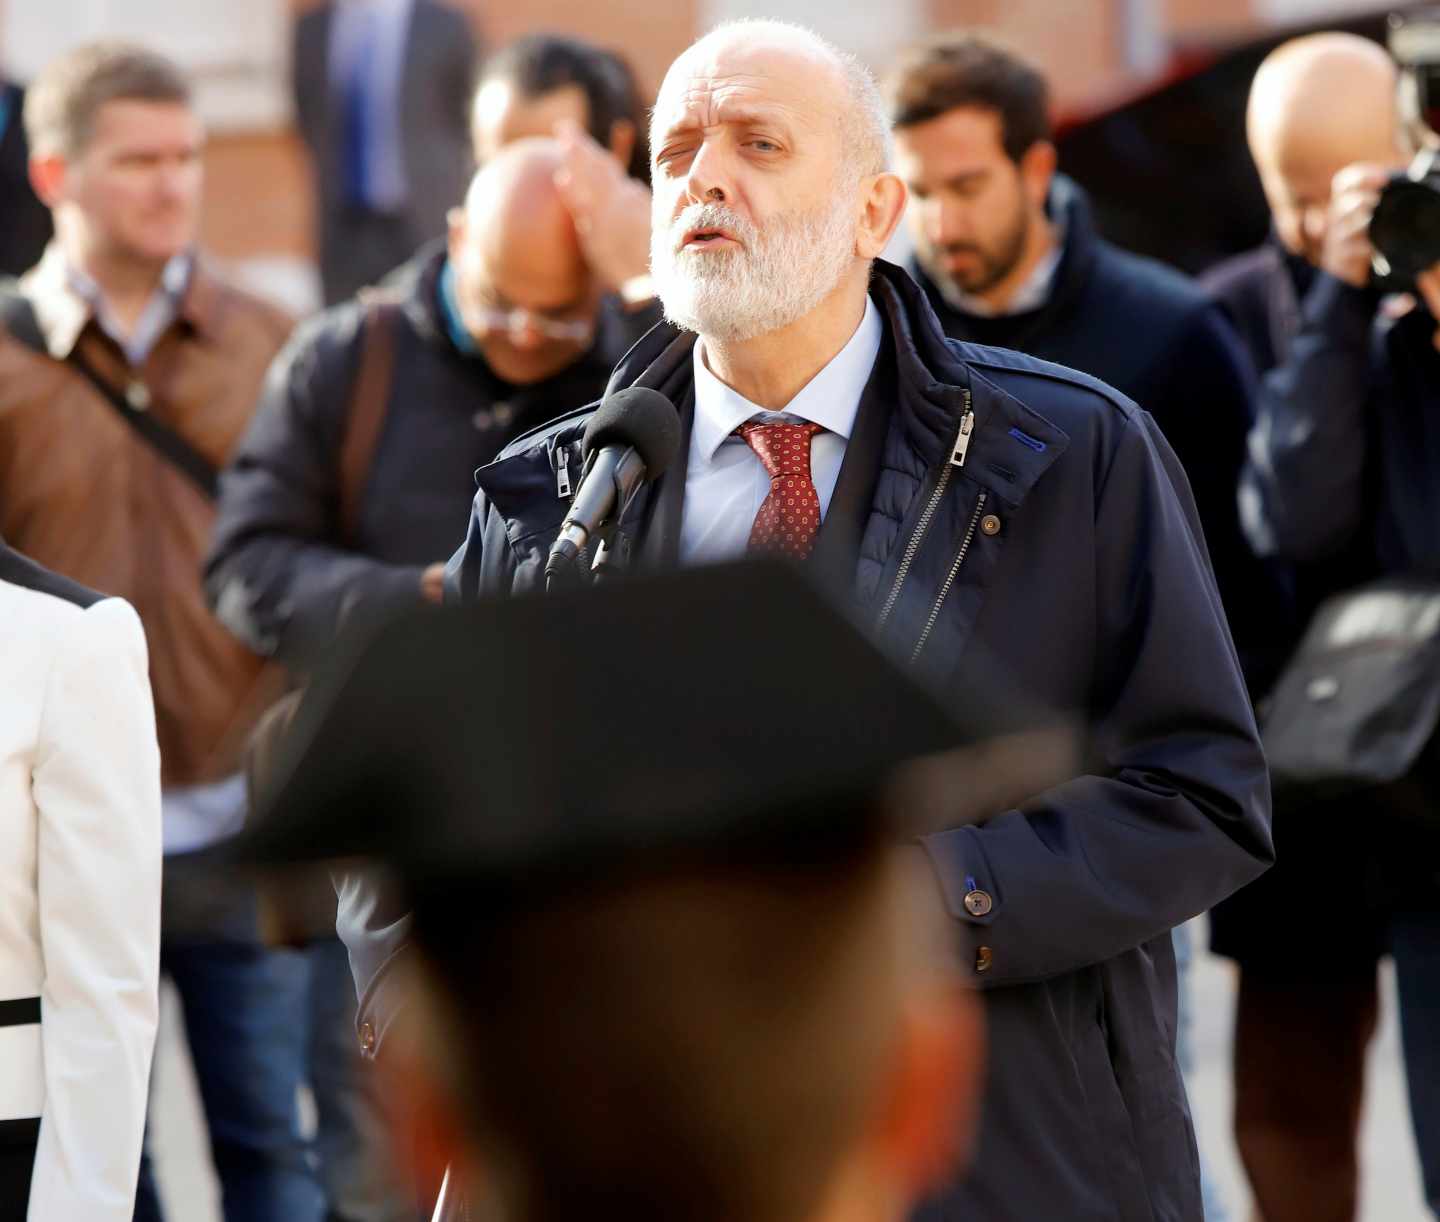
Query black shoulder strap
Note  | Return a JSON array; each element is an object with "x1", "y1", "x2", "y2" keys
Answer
[
  {"x1": 0, "y1": 284, "x2": 44, "y2": 351},
  {"x1": 0, "y1": 285, "x2": 219, "y2": 500}
]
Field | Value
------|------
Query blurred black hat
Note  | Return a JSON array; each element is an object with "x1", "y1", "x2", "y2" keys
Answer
[{"x1": 236, "y1": 561, "x2": 990, "y2": 898}]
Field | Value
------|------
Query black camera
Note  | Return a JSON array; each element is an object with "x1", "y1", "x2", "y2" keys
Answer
[{"x1": 1370, "y1": 11, "x2": 1440, "y2": 289}]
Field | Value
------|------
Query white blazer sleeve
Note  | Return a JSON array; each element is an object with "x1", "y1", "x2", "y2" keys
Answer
[{"x1": 27, "y1": 597, "x2": 161, "y2": 1221}]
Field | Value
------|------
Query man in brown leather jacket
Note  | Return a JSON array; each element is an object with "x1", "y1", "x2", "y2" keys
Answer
[{"x1": 0, "y1": 43, "x2": 329, "y2": 1222}]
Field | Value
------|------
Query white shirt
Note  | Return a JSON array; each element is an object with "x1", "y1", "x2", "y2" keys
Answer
[{"x1": 679, "y1": 297, "x2": 882, "y2": 565}]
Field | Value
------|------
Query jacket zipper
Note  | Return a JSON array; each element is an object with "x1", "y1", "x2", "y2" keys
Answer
[
  {"x1": 876, "y1": 391, "x2": 976, "y2": 630},
  {"x1": 910, "y1": 491, "x2": 988, "y2": 663}
]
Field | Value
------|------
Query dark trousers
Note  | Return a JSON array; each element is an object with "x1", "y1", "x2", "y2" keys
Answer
[
  {"x1": 1233, "y1": 907, "x2": 1440, "y2": 1222},
  {"x1": 0, "y1": 1121, "x2": 39, "y2": 1216},
  {"x1": 1233, "y1": 965, "x2": 1378, "y2": 1222}
]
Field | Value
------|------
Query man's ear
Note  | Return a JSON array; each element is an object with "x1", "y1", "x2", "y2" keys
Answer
[
  {"x1": 856, "y1": 172, "x2": 908, "y2": 260},
  {"x1": 608, "y1": 118, "x2": 638, "y2": 172},
  {"x1": 1018, "y1": 140, "x2": 1057, "y2": 214},
  {"x1": 874, "y1": 983, "x2": 986, "y2": 1198},
  {"x1": 29, "y1": 154, "x2": 68, "y2": 210}
]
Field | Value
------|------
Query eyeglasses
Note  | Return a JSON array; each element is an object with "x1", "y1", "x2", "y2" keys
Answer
[{"x1": 470, "y1": 307, "x2": 594, "y2": 343}]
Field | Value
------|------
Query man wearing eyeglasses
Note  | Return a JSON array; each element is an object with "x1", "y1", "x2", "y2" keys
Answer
[
  {"x1": 205, "y1": 138, "x2": 655, "y2": 653},
  {"x1": 204, "y1": 142, "x2": 649, "y2": 1218}
]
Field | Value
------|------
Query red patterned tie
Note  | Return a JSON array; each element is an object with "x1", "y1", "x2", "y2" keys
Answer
[{"x1": 736, "y1": 420, "x2": 824, "y2": 560}]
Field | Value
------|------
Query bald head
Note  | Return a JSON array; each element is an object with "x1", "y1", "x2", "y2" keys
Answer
[
  {"x1": 654, "y1": 20, "x2": 890, "y2": 180},
  {"x1": 461, "y1": 138, "x2": 586, "y2": 291},
  {"x1": 447, "y1": 138, "x2": 599, "y2": 384},
  {"x1": 1247, "y1": 33, "x2": 1405, "y2": 260}
]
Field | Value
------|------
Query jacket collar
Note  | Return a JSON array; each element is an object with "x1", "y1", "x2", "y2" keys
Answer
[
  {"x1": 21, "y1": 243, "x2": 221, "y2": 360},
  {"x1": 478, "y1": 257, "x2": 1070, "y2": 531},
  {"x1": 600, "y1": 259, "x2": 973, "y2": 467}
]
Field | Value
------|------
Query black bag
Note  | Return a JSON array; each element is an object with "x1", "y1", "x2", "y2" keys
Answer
[{"x1": 1261, "y1": 578, "x2": 1440, "y2": 819}]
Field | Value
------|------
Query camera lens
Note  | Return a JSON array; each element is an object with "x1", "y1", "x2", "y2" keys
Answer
[{"x1": 1370, "y1": 174, "x2": 1440, "y2": 288}]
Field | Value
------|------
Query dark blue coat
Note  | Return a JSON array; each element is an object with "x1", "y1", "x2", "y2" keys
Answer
[
  {"x1": 914, "y1": 179, "x2": 1291, "y2": 693},
  {"x1": 1240, "y1": 269, "x2": 1440, "y2": 579},
  {"x1": 448, "y1": 261, "x2": 1273, "y2": 1221}
]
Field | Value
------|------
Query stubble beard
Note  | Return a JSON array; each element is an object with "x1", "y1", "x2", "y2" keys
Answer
[
  {"x1": 923, "y1": 205, "x2": 1031, "y2": 307},
  {"x1": 651, "y1": 194, "x2": 859, "y2": 344}
]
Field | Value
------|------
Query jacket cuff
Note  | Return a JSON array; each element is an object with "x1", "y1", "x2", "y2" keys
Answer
[
  {"x1": 918, "y1": 827, "x2": 998, "y2": 982},
  {"x1": 336, "y1": 564, "x2": 429, "y2": 640},
  {"x1": 1300, "y1": 273, "x2": 1380, "y2": 344}
]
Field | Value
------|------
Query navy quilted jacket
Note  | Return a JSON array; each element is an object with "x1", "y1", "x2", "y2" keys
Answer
[{"x1": 441, "y1": 261, "x2": 1273, "y2": 1222}]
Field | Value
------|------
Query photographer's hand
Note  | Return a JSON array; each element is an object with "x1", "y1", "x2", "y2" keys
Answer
[
  {"x1": 553, "y1": 119, "x2": 653, "y2": 299},
  {"x1": 1320, "y1": 163, "x2": 1390, "y2": 288}
]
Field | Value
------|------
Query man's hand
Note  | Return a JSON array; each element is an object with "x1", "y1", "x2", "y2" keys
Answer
[
  {"x1": 421, "y1": 563, "x2": 447, "y2": 604},
  {"x1": 553, "y1": 118, "x2": 653, "y2": 296},
  {"x1": 1320, "y1": 163, "x2": 1391, "y2": 288}
]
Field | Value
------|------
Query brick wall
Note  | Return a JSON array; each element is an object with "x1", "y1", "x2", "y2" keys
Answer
[{"x1": 208, "y1": 0, "x2": 1273, "y2": 268}]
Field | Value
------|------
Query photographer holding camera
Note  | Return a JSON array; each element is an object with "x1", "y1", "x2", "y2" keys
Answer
[{"x1": 1215, "y1": 28, "x2": 1440, "y2": 1221}]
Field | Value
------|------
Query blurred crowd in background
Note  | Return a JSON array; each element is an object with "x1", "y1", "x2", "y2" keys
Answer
[{"x1": 2, "y1": 1, "x2": 1440, "y2": 1221}]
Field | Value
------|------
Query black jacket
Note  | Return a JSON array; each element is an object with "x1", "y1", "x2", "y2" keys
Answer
[
  {"x1": 914, "y1": 179, "x2": 1290, "y2": 692},
  {"x1": 1233, "y1": 261, "x2": 1440, "y2": 581},
  {"x1": 446, "y1": 261, "x2": 1273, "y2": 1222},
  {"x1": 0, "y1": 84, "x2": 52, "y2": 279},
  {"x1": 1203, "y1": 242, "x2": 1378, "y2": 621},
  {"x1": 205, "y1": 242, "x2": 654, "y2": 671}
]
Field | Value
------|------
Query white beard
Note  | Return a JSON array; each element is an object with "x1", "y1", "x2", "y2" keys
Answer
[{"x1": 650, "y1": 194, "x2": 858, "y2": 344}]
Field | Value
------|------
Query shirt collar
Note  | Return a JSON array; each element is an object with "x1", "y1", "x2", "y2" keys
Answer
[
  {"x1": 690, "y1": 295, "x2": 882, "y2": 462},
  {"x1": 22, "y1": 245, "x2": 201, "y2": 361}
]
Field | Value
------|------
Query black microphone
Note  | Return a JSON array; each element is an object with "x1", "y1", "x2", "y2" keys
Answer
[{"x1": 545, "y1": 387, "x2": 680, "y2": 585}]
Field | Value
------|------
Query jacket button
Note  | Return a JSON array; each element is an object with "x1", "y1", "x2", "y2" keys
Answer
[
  {"x1": 975, "y1": 946, "x2": 993, "y2": 973},
  {"x1": 359, "y1": 1021, "x2": 376, "y2": 1055},
  {"x1": 980, "y1": 513, "x2": 1002, "y2": 536},
  {"x1": 963, "y1": 888, "x2": 993, "y2": 917}
]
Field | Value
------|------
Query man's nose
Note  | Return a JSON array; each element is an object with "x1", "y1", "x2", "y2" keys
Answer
[
  {"x1": 684, "y1": 139, "x2": 733, "y2": 207},
  {"x1": 507, "y1": 314, "x2": 546, "y2": 350},
  {"x1": 925, "y1": 196, "x2": 964, "y2": 248},
  {"x1": 155, "y1": 161, "x2": 189, "y2": 200}
]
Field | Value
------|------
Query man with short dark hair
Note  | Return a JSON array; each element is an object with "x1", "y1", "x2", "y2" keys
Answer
[
  {"x1": 444, "y1": 19, "x2": 1273, "y2": 1222},
  {"x1": 472, "y1": 34, "x2": 648, "y2": 180},
  {"x1": 887, "y1": 31, "x2": 1288, "y2": 692},
  {"x1": 0, "y1": 41, "x2": 320, "y2": 1222},
  {"x1": 472, "y1": 35, "x2": 658, "y2": 326}
]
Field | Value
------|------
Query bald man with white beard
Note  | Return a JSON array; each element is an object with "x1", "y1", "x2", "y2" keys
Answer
[
  {"x1": 1203, "y1": 33, "x2": 1440, "y2": 1222},
  {"x1": 444, "y1": 20, "x2": 1274, "y2": 1222}
]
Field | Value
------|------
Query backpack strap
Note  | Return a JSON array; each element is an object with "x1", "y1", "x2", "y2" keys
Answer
[{"x1": 337, "y1": 297, "x2": 403, "y2": 544}]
